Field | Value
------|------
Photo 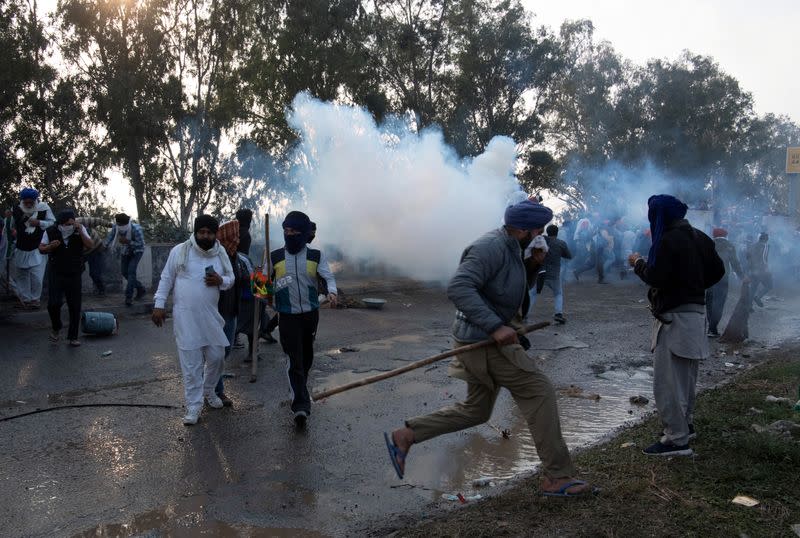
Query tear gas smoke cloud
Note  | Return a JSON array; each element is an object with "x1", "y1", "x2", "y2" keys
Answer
[{"x1": 283, "y1": 93, "x2": 525, "y2": 282}]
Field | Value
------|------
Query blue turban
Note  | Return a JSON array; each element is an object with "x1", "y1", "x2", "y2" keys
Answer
[
  {"x1": 647, "y1": 194, "x2": 688, "y2": 268},
  {"x1": 282, "y1": 211, "x2": 311, "y2": 234},
  {"x1": 504, "y1": 200, "x2": 553, "y2": 230},
  {"x1": 20, "y1": 188, "x2": 39, "y2": 201}
]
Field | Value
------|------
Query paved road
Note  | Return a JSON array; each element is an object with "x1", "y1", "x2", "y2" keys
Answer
[{"x1": 1, "y1": 277, "x2": 797, "y2": 537}]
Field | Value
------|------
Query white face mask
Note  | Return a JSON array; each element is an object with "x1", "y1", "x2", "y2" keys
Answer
[
  {"x1": 117, "y1": 224, "x2": 130, "y2": 233},
  {"x1": 59, "y1": 225, "x2": 75, "y2": 237}
]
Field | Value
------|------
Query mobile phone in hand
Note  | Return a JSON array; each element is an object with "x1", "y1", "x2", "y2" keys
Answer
[{"x1": 205, "y1": 265, "x2": 216, "y2": 276}]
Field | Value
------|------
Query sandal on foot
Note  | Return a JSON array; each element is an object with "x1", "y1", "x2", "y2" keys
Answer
[
  {"x1": 540, "y1": 479, "x2": 597, "y2": 497},
  {"x1": 384, "y1": 432, "x2": 406, "y2": 480}
]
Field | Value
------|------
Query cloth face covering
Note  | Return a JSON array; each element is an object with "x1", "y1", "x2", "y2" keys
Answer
[
  {"x1": 284, "y1": 232, "x2": 307, "y2": 254},
  {"x1": 59, "y1": 225, "x2": 75, "y2": 237}
]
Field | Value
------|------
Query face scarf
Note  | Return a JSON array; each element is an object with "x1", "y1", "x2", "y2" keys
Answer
[
  {"x1": 284, "y1": 233, "x2": 307, "y2": 254},
  {"x1": 646, "y1": 194, "x2": 688, "y2": 268},
  {"x1": 59, "y1": 225, "x2": 75, "y2": 238},
  {"x1": 282, "y1": 210, "x2": 312, "y2": 255}
]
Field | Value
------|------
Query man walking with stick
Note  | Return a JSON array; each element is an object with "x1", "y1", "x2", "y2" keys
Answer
[{"x1": 385, "y1": 200, "x2": 593, "y2": 497}]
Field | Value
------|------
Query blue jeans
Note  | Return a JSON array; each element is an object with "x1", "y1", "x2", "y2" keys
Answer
[
  {"x1": 215, "y1": 315, "x2": 238, "y2": 396},
  {"x1": 121, "y1": 252, "x2": 145, "y2": 300},
  {"x1": 529, "y1": 278, "x2": 564, "y2": 315}
]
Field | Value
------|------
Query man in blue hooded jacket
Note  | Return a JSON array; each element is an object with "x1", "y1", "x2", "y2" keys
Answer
[{"x1": 631, "y1": 195, "x2": 724, "y2": 457}]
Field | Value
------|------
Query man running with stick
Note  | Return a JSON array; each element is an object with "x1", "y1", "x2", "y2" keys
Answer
[{"x1": 385, "y1": 200, "x2": 593, "y2": 497}]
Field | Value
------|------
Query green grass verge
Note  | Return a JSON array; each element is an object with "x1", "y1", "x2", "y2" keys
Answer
[{"x1": 394, "y1": 352, "x2": 800, "y2": 538}]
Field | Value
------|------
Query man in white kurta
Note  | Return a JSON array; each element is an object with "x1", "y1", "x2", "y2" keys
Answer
[
  {"x1": 152, "y1": 215, "x2": 234, "y2": 425},
  {"x1": 10, "y1": 188, "x2": 55, "y2": 307}
]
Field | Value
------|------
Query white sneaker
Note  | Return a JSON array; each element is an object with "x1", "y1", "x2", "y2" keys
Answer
[
  {"x1": 182, "y1": 407, "x2": 201, "y2": 425},
  {"x1": 206, "y1": 393, "x2": 224, "y2": 409}
]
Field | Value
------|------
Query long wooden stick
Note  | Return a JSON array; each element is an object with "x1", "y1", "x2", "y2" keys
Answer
[
  {"x1": 312, "y1": 321, "x2": 551, "y2": 400},
  {"x1": 250, "y1": 213, "x2": 271, "y2": 382}
]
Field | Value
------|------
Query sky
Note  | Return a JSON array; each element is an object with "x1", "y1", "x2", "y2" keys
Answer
[{"x1": 525, "y1": 0, "x2": 800, "y2": 122}]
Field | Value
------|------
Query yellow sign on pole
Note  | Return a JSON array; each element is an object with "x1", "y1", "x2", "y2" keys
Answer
[{"x1": 787, "y1": 147, "x2": 800, "y2": 174}]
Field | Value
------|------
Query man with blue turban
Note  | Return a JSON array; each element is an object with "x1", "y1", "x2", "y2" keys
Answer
[
  {"x1": 10, "y1": 188, "x2": 55, "y2": 308},
  {"x1": 630, "y1": 195, "x2": 724, "y2": 457},
  {"x1": 385, "y1": 200, "x2": 593, "y2": 497}
]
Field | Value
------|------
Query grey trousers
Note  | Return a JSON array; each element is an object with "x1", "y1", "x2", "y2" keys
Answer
[{"x1": 653, "y1": 343, "x2": 699, "y2": 446}]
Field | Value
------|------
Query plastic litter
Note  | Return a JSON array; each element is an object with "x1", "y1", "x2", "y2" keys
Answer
[
  {"x1": 442, "y1": 493, "x2": 482, "y2": 503},
  {"x1": 101, "y1": 350, "x2": 113, "y2": 357},
  {"x1": 766, "y1": 395, "x2": 792, "y2": 404},
  {"x1": 620, "y1": 442, "x2": 635, "y2": 448},
  {"x1": 472, "y1": 477, "x2": 496, "y2": 487},
  {"x1": 731, "y1": 495, "x2": 759, "y2": 507}
]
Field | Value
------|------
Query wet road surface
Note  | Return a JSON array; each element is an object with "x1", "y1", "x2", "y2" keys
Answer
[{"x1": 1, "y1": 277, "x2": 798, "y2": 537}]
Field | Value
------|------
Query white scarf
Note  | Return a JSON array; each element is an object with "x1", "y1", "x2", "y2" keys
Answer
[
  {"x1": 18, "y1": 201, "x2": 49, "y2": 234},
  {"x1": 112, "y1": 223, "x2": 133, "y2": 251},
  {"x1": 176, "y1": 234, "x2": 233, "y2": 276}
]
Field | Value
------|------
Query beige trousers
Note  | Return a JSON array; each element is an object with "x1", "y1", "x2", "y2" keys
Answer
[{"x1": 406, "y1": 342, "x2": 575, "y2": 479}]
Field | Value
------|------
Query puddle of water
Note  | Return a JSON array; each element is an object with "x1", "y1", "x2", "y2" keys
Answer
[
  {"x1": 412, "y1": 367, "x2": 655, "y2": 499},
  {"x1": 72, "y1": 494, "x2": 328, "y2": 538}
]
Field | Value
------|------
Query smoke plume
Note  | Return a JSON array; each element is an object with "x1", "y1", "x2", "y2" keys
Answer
[{"x1": 283, "y1": 93, "x2": 524, "y2": 282}]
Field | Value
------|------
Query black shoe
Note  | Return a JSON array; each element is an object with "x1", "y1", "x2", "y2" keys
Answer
[
  {"x1": 643, "y1": 441, "x2": 693, "y2": 457},
  {"x1": 260, "y1": 333, "x2": 278, "y2": 344},
  {"x1": 658, "y1": 424, "x2": 697, "y2": 441},
  {"x1": 294, "y1": 410, "x2": 308, "y2": 429},
  {"x1": 125, "y1": 298, "x2": 133, "y2": 306},
  {"x1": 218, "y1": 393, "x2": 233, "y2": 407},
  {"x1": 707, "y1": 330, "x2": 719, "y2": 338},
  {"x1": 753, "y1": 297, "x2": 764, "y2": 308},
  {"x1": 135, "y1": 287, "x2": 147, "y2": 300},
  {"x1": 554, "y1": 313, "x2": 566, "y2": 324}
]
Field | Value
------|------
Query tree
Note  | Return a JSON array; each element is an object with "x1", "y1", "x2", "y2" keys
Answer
[
  {"x1": 2, "y1": 0, "x2": 109, "y2": 211},
  {"x1": 145, "y1": 0, "x2": 252, "y2": 228},
  {"x1": 58, "y1": 0, "x2": 181, "y2": 221},
  {"x1": 366, "y1": 0, "x2": 455, "y2": 128},
  {"x1": 444, "y1": 0, "x2": 559, "y2": 160}
]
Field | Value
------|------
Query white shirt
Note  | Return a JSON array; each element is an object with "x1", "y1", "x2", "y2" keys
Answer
[
  {"x1": 154, "y1": 243, "x2": 234, "y2": 350},
  {"x1": 40, "y1": 227, "x2": 92, "y2": 246}
]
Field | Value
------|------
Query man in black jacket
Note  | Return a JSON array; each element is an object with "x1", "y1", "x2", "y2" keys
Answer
[
  {"x1": 630, "y1": 195, "x2": 724, "y2": 457},
  {"x1": 39, "y1": 210, "x2": 94, "y2": 346}
]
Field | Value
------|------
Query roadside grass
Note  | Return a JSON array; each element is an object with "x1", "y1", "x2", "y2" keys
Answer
[{"x1": 393, "y1": 353, "x2": 800, "y2": 538}]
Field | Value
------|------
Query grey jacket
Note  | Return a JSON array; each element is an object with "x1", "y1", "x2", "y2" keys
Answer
[
  {"x1": 542, "y1": 236, "x2": 572, "y2": 279},
  {"x1": 448, "y1": 228, "x2": 527, "y2": 343}
]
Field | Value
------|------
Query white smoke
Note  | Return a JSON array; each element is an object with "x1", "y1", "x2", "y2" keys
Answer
[{"x1": 284, "y1": 92, "x2": 526, "y2": 282}]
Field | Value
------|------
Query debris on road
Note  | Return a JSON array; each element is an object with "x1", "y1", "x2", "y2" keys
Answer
[
  {"x1": 765, "y1": 395, "x2": 792, "y2": 404},
  {"x1": 731, "y1": 495, "x2": 759, "y2": 507},
  {"x1": 101, "y1": 350, "x2": 113, "y2": 357},
  {"x1": 620, "y1": 442, "x2": 635, "y2": 448},
  {"x1": 629, "y1": 395, "x2": 649, "y2": 405}
]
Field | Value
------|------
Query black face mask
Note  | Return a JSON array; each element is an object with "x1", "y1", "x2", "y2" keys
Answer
[
  {"x1": 285, "y1": 233, "x2": 307, "y2": 254},
  {"x1": 196, "y1": 237, "x2": 215, "y2": 251},
  {"x1": 519, "y1": 232, "x2": 534, "y2": 250}
]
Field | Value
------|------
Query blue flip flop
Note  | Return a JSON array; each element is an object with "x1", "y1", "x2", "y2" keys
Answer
[
  {"x1": 540, "y1": 480, "x2": 597, "y2": 497},
  {"x1": 384, "y1": 432, "x2": 406, "y2": 480}
]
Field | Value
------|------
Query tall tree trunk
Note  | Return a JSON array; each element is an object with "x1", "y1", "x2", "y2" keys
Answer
[{"x1": 125, "y1": 138, "x2": 148, "y2": 221}]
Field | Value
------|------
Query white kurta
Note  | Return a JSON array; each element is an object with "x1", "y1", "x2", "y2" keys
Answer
[{"x1": 154, "y1": 243, "x2": 234, "y2": 350}]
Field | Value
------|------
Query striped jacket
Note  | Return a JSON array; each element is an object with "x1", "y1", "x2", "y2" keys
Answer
[{"x1": 271, "y1": 246, "x2": 337, "y2": 314}]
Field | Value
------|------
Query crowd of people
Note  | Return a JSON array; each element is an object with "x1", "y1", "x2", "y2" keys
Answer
[{"x1": 0, "y1": 185, "x2": 789, "y2": 496}]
